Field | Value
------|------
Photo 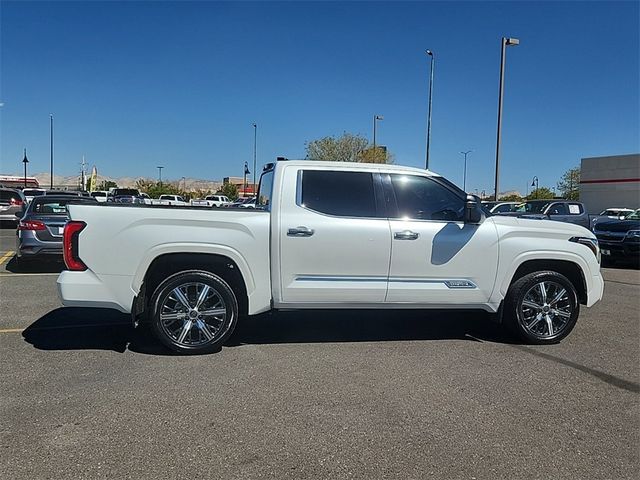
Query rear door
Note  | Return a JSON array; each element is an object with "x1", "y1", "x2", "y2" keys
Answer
[
  {"x1": 384, "y1": 173, "x2": 499, "y2": 304},
  {"x1": 277, "y1": 167, "x2": 391, "y2": 304}
]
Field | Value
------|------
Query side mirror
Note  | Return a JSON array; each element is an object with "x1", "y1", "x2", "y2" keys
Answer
[
  {"x1": 464, "y1": 195, "x2": 482, "y2": 224},
  {"x1": 14, "y1": 211, "x2": 22, "y2": 218}
]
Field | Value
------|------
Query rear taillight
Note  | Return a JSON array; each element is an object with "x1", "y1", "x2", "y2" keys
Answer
[
  {"x1": 10, "y1": 198, "x2": 24, "y2": 206},
  {"x1": 18, "y1": 220, "x2": 46, "y2": 231},
  {"x1": 63, "y1": 221, "x2": 87, "y2": 271}
]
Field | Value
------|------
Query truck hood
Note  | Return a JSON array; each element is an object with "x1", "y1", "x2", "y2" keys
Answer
[
  {"x1": 593, "y1": 219, "x2": 640, "y2": 233},
  {"x1": 489, "y1": 215, "x2": 593, "y2": 238}
]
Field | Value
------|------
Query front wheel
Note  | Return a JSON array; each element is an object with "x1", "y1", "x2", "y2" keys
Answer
[
  {"x1": 149, "y1": 270, "x2": 239, "y2": 354},
  {"x1": 504, "y1": 271, "x2": 580, "y2": 344}
]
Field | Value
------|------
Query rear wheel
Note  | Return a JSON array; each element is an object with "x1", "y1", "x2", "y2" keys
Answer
[
  {"x1": 149, "y1": 270, "x2": 238, "y2": 354},
  {"x1": 504, "y1": 271, "x2": 579, "y2": 344}
]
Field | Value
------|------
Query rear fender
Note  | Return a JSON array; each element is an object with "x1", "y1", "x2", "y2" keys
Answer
[{"x1": 131, "y1": 242, "x2": 256, "y2": 295}]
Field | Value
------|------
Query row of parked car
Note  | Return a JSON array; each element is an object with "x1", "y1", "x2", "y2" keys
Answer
[
  {"x1": 1, "y1": 185, "x2": 258, "y2": 265},
  {"x1": 483, "y1": 200, "x2": 639, "y2": 263},
  {"x1": 88, "y1": 188, "x2": 257, "y2": 209}
]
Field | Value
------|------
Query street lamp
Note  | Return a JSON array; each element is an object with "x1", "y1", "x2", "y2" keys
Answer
[
  {"x1": 460, "y1": 150, "x2": 472, "y2": 192},
  {"x1": 425, "y1": 49, "x2": 435, "y2": 170},
  {"x1": 181, "y1": 176, "x2": 186, "y2": 192},
  {"x1": 252, "y1": 123, "x2": 257, "y2": 194},
  {"x1": 531, "y1": 175, "x2": 539, "y2": 199},
  {"x1": 157, "y1": 166, "x2": 164, "y2": 185},
  {"x1": 243, "y1": 162, "x2": 250, "y2": 197},
  {"x1": 22, "y1": 149, "x2": 29, "y2": 188},
  {"x1": 373, "y1": 114, "x2": 383, "y2": 158},
  {"x1": 49, "y1": 114, "x2": 54, "y2": 189},
  {"x1": 493, "y1": 37, "x2": 520, "y2": 202}
]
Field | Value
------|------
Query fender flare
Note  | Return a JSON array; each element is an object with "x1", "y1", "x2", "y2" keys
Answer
[{"x1": 131, "y1": 242, "x2": 256, "y2": 295}]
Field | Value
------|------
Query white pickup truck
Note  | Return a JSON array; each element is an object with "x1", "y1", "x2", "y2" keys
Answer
[{"x1": 58, "y1": 160, "x2": 604, "y2": 354}]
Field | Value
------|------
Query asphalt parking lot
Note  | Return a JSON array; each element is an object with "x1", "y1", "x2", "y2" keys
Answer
[{"x1": 0, "y1": 224, "x2": 638, "y2": 480}]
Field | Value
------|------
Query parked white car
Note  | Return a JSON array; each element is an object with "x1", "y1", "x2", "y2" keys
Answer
[
  {"x1": 58, "y1": 160, "x2": 604, "y2": 354},
  {"x1": 191, "y1": 195, "x2": 231, "y2": 208},
  {"x1": 155, "y1": 194, "x2": 188, "y2": 206},
  {"x1": 22, "y1": 188, "x2": 47, "y2": 203},
  {"x1": 89, "y1": 191, "x2": 110, "y2": 203}
]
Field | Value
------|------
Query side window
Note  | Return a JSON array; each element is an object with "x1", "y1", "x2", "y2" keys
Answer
[
  {"x1": 493, "y1": 204, "x2": 512, "y2": 213},
  {"x1": 177, "y1": 196, "x2": 185, "y2": 203},
  {"x1": 257, "y1": 169, "x2": 275, "y2": 209},
  {"x1": 390, "y1": 174, "x2": 464, "y2": 221},
  {"x1": 567, "y1": 203, "x2": 583, "y2": 215},
  {"x1": 548, "y1": 203, "x2": 568, "y2": 215},
  {"x1": 300, "y1": 170, "x2": 377, "y2": 218}
]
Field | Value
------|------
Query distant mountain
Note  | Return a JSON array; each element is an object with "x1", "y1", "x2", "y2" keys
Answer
[{"x1": 29, "y1": 172, "x2": 223, "y2": 192}]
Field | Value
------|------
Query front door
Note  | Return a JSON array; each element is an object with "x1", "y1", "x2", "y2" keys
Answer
[
  {"x1": 278, "y1": 167, "x2": 391, "y2": 304},
  {"x1": 384, "y1": 173, "x2": 499, "y2": 305}
]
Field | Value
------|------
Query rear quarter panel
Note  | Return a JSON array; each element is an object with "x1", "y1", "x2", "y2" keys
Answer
[{"x1": 67, "y1": 204, "x2": 272, "y2": 314}]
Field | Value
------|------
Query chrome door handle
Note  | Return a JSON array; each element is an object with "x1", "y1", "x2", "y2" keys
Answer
[
  {"x1": 287, "y1": 226, "x2": 315, "y2": 237},
  {"x1": 394, "y1": 230, "x2": 420, "y2": 240}
]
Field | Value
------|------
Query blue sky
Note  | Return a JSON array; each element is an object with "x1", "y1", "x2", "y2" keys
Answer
[{"x1": 1, "y1": 1, "x2": 638, "y2": 194}]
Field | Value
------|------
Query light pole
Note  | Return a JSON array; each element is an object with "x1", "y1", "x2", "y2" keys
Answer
[
  {"x1": 493, "y1": 37, "x2": 520, "y2": 202},
  {"x1": 22, "y1": 149, "x2": 29, "y2": 188},
  {"x1": 373, "y1": 115, "x2": 383, "y2": 159},
  {"x1": 425, "y1": 49, "x2": 435, "y2": 170},
  {"x1": 49, "y1": 114, "x2": 54, "y2": 189},
  {"x1": 157, "y1": 166, "x2": 164, "y2": 185},
  {"x1": 181, "y1": 176, "x2": 186, "y2": 192},
  {"x1": 531, "y1": 175, "x2": 539, "y2": 199},
  {"x1": 460, "y1": 150, "x2": 472, "y2": 192},
  {"x1": 243, "y1": 162, "x2": 250, "y2": 197},
  {"x1": 252, "y1": 123, "x2": 257, "y2": 194}
]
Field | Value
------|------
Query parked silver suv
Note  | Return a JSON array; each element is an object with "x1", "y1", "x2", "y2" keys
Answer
[{"x1": 0, "y1": 187, "x2": 26, "y2": 223}]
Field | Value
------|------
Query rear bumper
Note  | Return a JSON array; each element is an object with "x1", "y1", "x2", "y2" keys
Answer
[{"x1": 57, "y1": 270, "x2": 135, "y2": 313}]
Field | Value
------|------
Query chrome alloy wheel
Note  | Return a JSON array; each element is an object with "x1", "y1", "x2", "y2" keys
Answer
[
  {"x1": 519, "y1": 280, "x2": 573, "y2": 339},
  {"x1": 159, "y1": 282, "x2": 227, "y2": 347}
]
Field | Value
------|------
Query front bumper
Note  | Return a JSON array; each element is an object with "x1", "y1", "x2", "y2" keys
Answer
[
  {"x1": 597, "y1": 239, "x2": 640, "y2": 258},
  {"x1": 586, "y1": 272, "x2": 605, "y2": 308}
]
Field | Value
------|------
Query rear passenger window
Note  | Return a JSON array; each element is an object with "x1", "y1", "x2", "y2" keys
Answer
[
  {"x1": 568, "y1": 204, "x2": 583, "y2": 215},
  {"x1": 548, "y1": 203, "x2": 568, "y2": 215},
  {"x1": 300, "y1": 170, "x2": 377, "y2": 218}
]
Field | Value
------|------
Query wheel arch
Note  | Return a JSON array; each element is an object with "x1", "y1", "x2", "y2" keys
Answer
[
  {"x1": 505, "y1": 258, "x2": 588, "y2": 305},
  {"x1": 135, "y1": 252, "x2": 250, "y2": 322}
]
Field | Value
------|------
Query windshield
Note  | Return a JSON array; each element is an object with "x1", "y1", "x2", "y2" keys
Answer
[
  {"x1": 626, "y1": 209, "x2": 640, "y2": 220},
  {"x1": 30, "y1": 197, "x2": 96, "y2": 214},
  {"x1": 113, "y1": 189, "x2": 139, "y2": 196},
  {"x1": 515, "y1": 201, "x2": 551, "y2": 214}
]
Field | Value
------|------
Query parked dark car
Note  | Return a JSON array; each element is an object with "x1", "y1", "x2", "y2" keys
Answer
[
  {"x1": 494, "y1": 200, "x2": 590, "y2": 229},
  {"x1": 0, "y1": 187, "x2": 26, "y2": 223},
  {"x1": 108, "y1": 188, "x2": 145, "y2": 204},
  {"x1": 15, "y1": 195, "x2": 98, "y2": 263},
  {"x1": 592, "y1": 209, "x2": 640, "y2": 263}
]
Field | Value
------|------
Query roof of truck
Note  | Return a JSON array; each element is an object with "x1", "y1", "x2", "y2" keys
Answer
[{"x1": 275, "y1": 160, "x2": 439, "y2": 177}]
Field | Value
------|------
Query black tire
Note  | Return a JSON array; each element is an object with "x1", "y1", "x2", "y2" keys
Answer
[
  {"x1": 149, "y1": 270, "x2": 239, "y2": 354},
  {"x1": 504, "y1": 270, "x2": 580, "y2": 345}
]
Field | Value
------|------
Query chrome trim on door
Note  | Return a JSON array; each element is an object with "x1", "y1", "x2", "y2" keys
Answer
[
  {"x1": 287, "y1": 226, "x2": 315, "y2": 237},
  {"x1": 393, "y1": 230, "x2": 420, "y2": 240}
]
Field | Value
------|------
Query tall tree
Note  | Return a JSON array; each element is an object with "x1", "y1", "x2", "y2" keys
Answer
[
  {"x1": 557, "y1": 167, "x2": 580, "y2": 200},
  {"x1": 217, "y1": 182, "x2": 239, "y2": 200},
  {"x1": 305, "y1": 132, "x2": 393, "y2": 164},
  {"x1": 97, "y1": 180, "x2": 117, "y2": 190},
  {"x1": 527, "y1": 187, "x2": 554, "y2": 200}
]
